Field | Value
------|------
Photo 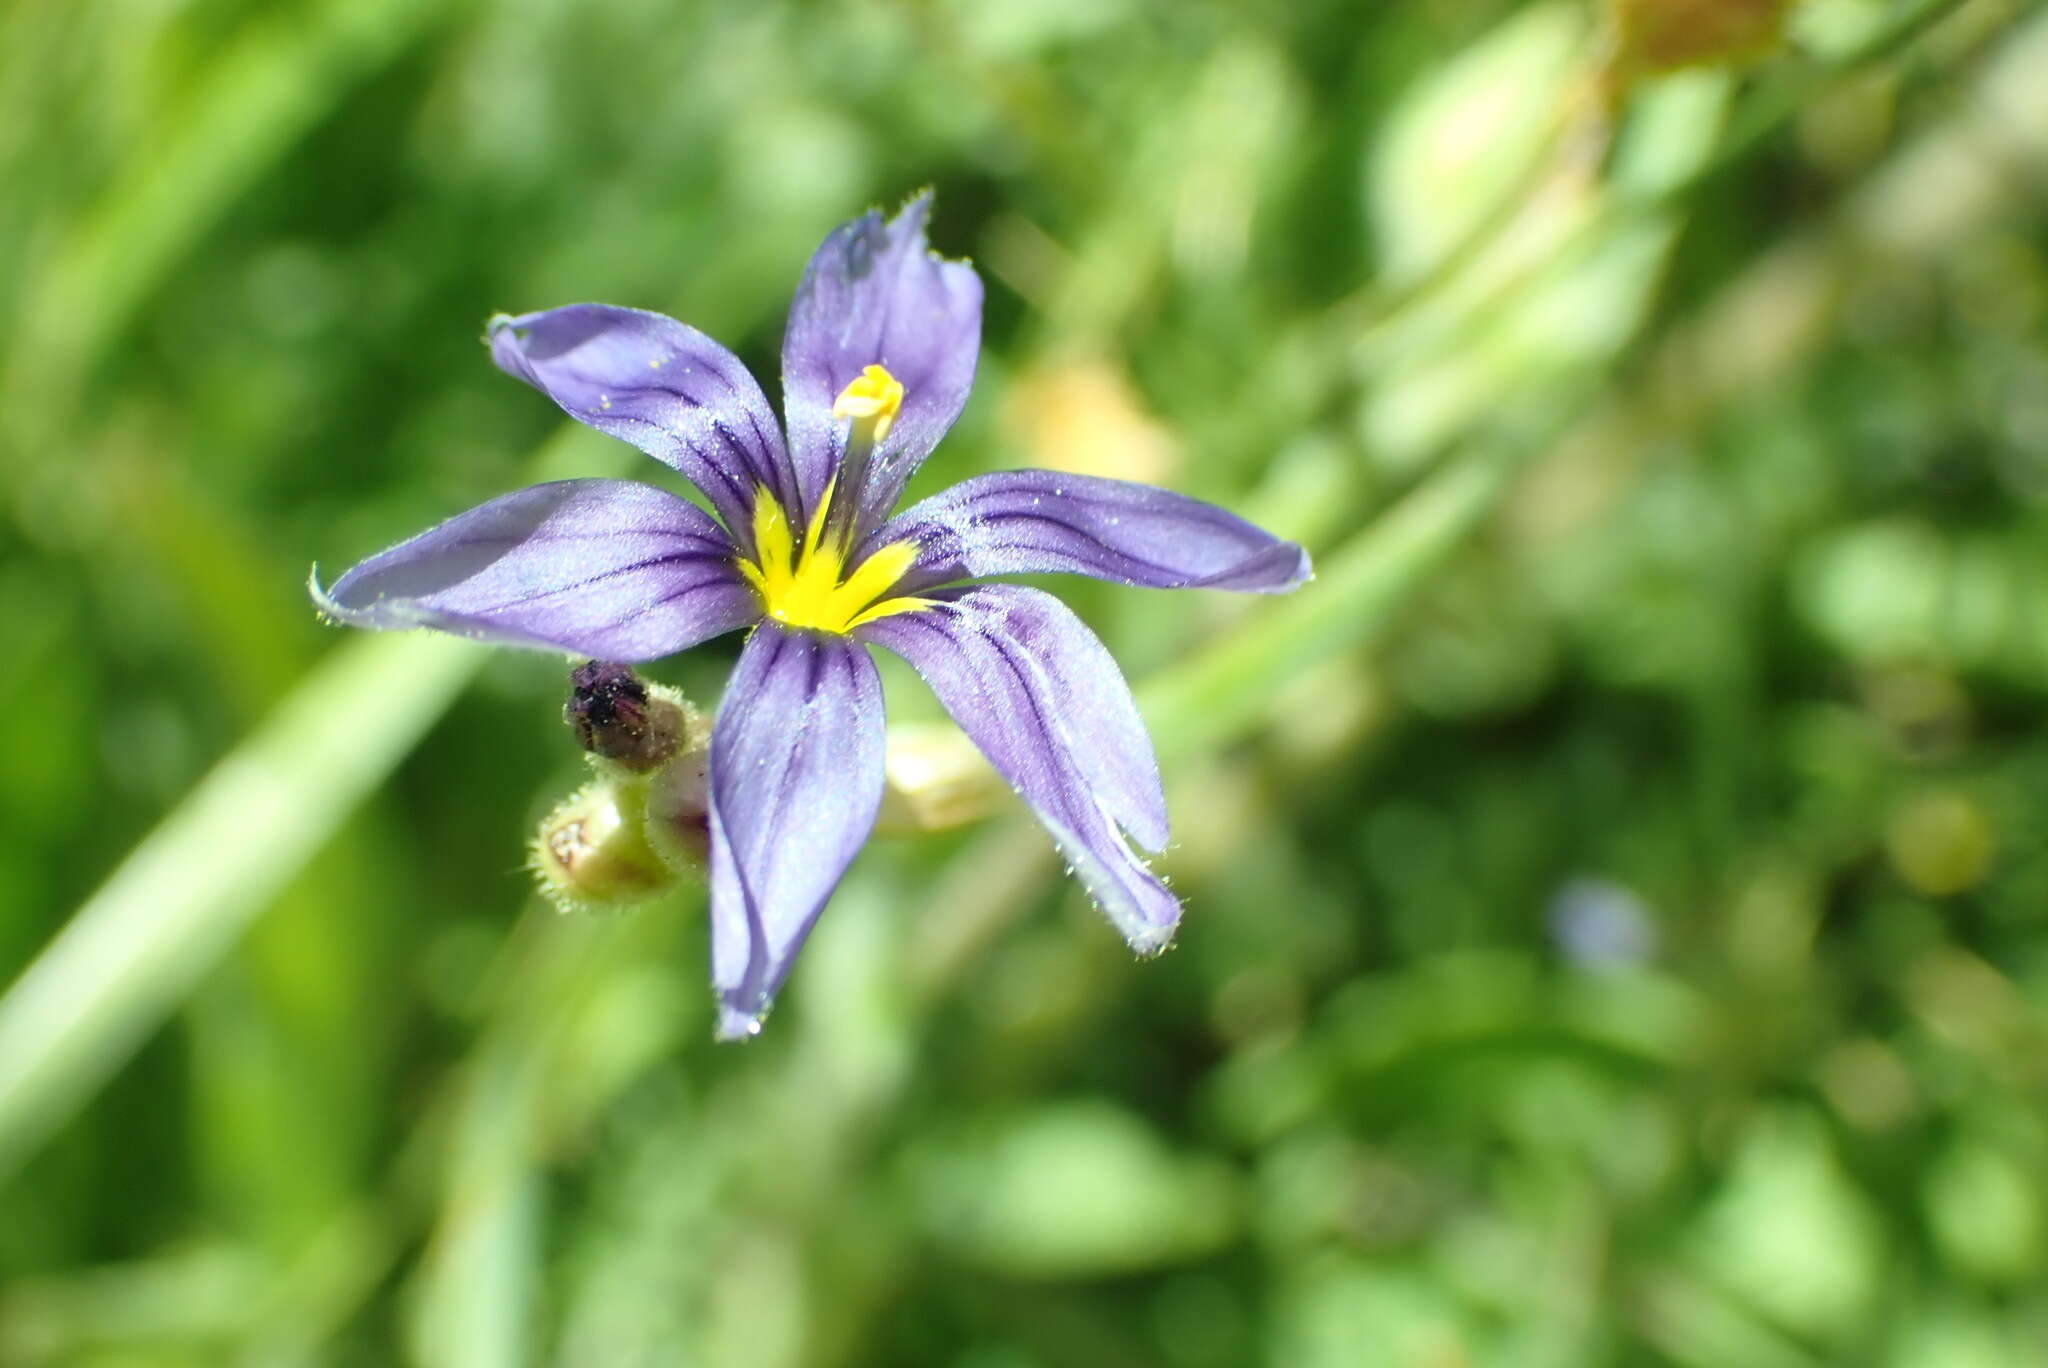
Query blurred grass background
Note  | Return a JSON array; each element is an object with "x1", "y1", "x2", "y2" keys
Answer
[{"x1": 4, "y1": 0, "x2": 2048, "y2": 1363}]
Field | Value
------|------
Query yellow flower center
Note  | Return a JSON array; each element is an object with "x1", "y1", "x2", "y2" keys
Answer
[
  {"x1": 736, "y1": 489, "x2": 922, "y2": 634},
  {"x1": 737, "y1": 365, "x2": 924, "y2": 635},
  {"x1": 737, "y1": 491, "x2": 921, "y2": 634}
]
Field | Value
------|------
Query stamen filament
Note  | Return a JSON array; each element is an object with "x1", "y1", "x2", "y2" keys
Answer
[{"x1": 820, "y1": 363, "x2": 905, "y2": 550}]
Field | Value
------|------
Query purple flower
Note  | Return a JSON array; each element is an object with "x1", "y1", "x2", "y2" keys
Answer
[{"x1": 314, "y1": 195, "x2": 1309, "y2": 1038}]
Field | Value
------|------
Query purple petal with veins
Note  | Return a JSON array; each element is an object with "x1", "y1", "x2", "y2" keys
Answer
[
  {"x1": 313, "y1": 479, "x2": 755, "y2": 661},
  {"x1": 872, "y1": 469, "x2": 1310, "y2": 596},
  {"x1": 707, "y1": 624, "x2": 886, "y2": 1038},
  {"x1": 860, "y1": 584, "x2": 1179, "y2": 953},
  {"x1": 489, "y1": 304, "x2": 795, "y2": 542},
  {"x1": 781, "y1": 192, "x2": 982, "y2": 535}
]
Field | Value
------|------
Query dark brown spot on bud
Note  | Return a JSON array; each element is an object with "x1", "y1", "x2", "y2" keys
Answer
[{"x1": 566, "y1": 660, "x2": 682, "y2": 772}]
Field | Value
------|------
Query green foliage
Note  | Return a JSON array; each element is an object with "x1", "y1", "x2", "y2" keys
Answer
[{"x1": 4, "y1": 0, "x2": 2047, "y2": 1363}]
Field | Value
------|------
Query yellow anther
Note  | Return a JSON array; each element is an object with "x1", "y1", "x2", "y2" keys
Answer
[{"x1": 831, "y1": 364, "x2": 905, "y2": 444}]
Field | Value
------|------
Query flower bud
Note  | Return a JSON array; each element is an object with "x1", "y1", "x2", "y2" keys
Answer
[
  {"x1": 530, "y1": 780, "x2": 676, "y2": 912},
  {"x1": 876, "y1": 722, "x2": 1004, "y2": 835},
  {"x1": 644, "y1": 735, "x2": 712, "y2": 871},
  {"x1": 565, "y1": 660, "x2": 691, "y2": 773}
]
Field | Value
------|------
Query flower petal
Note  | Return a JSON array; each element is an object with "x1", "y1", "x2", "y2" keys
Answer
[
  {"x1": 781, "y1": 192, "x2": 983, "y2": 530},
  {"x1": 871, "y1": 470, "x2": 1312, "y2": 596},
  {"x1": 858, "y1": 586, "x2": 1178, "y2": 953},
  {"x1": 708, "y1": 624, "x2": 886, "y2": 1039},
  {"x1": 312, "y1": 480, "x2": 757, "y2": 661},
  {"x1": 489, "y1": 304, "x2": 796, "y2": 539}
]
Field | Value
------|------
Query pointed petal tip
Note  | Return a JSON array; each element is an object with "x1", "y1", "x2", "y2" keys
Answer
[
  {"x1": 307, "y1": 563, "x2": 368, "y2": 628},
  {"x1": 840, "y1": 188, "x2": 966, "y2": 265},
  {"x1": 485, "y1": 314, "x2": 531, "y2": 379},
  {"x1": 307, "y1": 564, "x2": 340, "y2": 624},
  {"x1": 842, "y1": 189, "x2": 953, "y2": 262},
  {"x1": 1230, "y1": 538, "x2": 1312, "y2": 594},
  {"x1": 485, "y1": 309, "x2": 544, "y2": 371},
  {"x1": 890, "y1": 186, "x2": 933, "y2": 230},
  {"x1": 1178, "y1": 540, "x2": 1306, "y2": 594},
  {"x1": 715, "y1": 999, "x2": 768, "y2": 1042},
  {"x1": 1129, "y1": 924, "x2": 1178, "y2": 958},
  {"x1": 1228, "y1": 538, "x2": 1312, "y2": 594},
  {"x1": 1280, "y1": 543, "x2": 1314, "y2": 591},
  {"x1": 897, "y1": 188, "x2": 977, "y2": 270}
]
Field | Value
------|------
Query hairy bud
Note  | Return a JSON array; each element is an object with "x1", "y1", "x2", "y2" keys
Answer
[
  {"x1": 534, "y1": 663, "x2": 715, "y2": 911},
  {"x1": 529, "y1": 781, "x2": 676, "y2": 912},
  {"x1": 537, "y1": 664, "x2": 998, "y2": 915}
]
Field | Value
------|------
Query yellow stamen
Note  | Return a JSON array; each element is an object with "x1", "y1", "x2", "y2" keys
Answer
[
  {"x1": 831, "y1": 364, "x2": 905, "y2": 445},
  {"x1": 735, "y1": 483, "x2": 926, "y2": 635}
]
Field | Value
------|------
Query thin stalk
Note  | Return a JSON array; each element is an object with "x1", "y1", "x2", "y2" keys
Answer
[{"x1": 0, "y1": 632, "x2": 480, "y2": 1179}]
